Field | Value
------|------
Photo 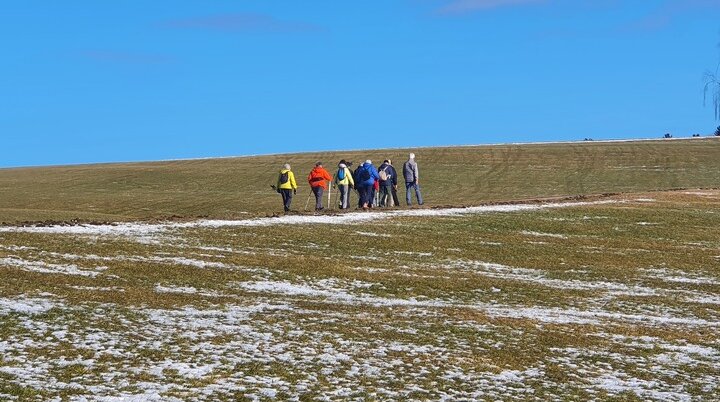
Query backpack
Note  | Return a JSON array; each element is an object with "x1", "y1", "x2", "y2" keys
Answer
[
  {"x1": 279, "y1": 171, "x2": 289, "y2": 185},
  {"x1": 378, "y1": 166, "x2": 389, "y2": 181},
  {"x1": 337, "y1": 168, "x2": 345, "y2": 181},
  {"x1": 358, "y1": 166, "x2": 371, "y2": 182}
]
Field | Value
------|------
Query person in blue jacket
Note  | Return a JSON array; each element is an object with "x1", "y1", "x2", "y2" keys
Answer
[{"x1": 355, "y1": 160, "x2": 380, "y2": 210}]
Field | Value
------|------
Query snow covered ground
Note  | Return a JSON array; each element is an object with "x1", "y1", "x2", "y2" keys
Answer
[{"x1": 1, "y1": 194, "x2": 719, "y2": 400}]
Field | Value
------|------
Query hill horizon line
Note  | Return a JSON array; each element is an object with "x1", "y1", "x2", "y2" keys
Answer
[{"x1": 4, "y1": 135, "x2": 719, "y2": 171}]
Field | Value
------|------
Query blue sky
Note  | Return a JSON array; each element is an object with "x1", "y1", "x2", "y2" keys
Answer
[{"x1": 2, "y1": 0, "x2": 719, "y2": 167}]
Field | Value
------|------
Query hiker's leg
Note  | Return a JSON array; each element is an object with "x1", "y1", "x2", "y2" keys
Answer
[
  {"x1": 318, "y1": 187, "x2": 324, "y2": 209},
  {"x1": 414, "y1": 183, "x2": 423, "y2": 205},
  {"x1": 360, "y1": 185, "x2": 370, "y2": 207},
  {"x1": 391, "y1": 186, "x2": 399, "y2": 207},
  {"x1": 280, "y1": 189, "x2": 287, "y2": 211},
  {"x1": 338, "y1": 185, "x2": 347, "y2": 209},
  {"x1": 282, "y1": 189, "x2": 292, "y2": 211},
  {"x1": 313, "y1": 187, "x2": 324, "y2": 210},
  {"x1": 387, "y1": 185, "x2": 394, "y2": 207},
  {"x1": 405, "y1": 182, "x2": 413, "y2": 205},
  {"x1": 384, "y1": 185, "x2": 392, "y2": 206}
]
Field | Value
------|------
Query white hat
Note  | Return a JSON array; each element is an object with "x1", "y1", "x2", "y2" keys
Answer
[
  {"x1": 409, "y1": 153, "x2": 415, "y2": 159},
  {"x1": 283, "y1": 163, "x2": 291, "y2": 170},
  {"x1": 365, "y1": 159, "x2": 372, "y2": 164}
]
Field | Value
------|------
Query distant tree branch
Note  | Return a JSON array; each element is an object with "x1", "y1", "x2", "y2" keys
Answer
[{"x1": 704, "y1": 64, "x2": 720, "y2": 121}]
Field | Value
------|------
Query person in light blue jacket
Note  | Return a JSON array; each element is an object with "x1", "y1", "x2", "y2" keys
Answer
[{"x1": 355, "y1": 160, "x2": 380, "y2": 209}]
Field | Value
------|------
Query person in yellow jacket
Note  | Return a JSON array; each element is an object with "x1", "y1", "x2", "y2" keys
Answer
[
  {"x1": 276, "y1": 163, "x2": 298, "y2": 212},
  {"x1": 334, "y1": 160, "x2": 355, "y2": 209}
]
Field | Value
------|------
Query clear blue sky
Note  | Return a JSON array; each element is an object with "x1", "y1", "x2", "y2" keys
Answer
[{"x1": 2, "y1": 1, "x2": 719, "y2": 167}]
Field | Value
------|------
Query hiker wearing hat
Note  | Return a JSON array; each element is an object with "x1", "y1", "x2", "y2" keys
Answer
[
  {"x1": 403, "y1": 153, "x2": 423, "y2": 206},
  {"x1": 307, "y1": 162, "x2": 333, "y2": 211},
  {"x1": 335, "y1": 160, "x2": 355, "y2": 209},
  {"x1": 277, "y1": 163, "x2": 298, "y2": 212},
  {"x1": 355, "y1": 159, "x2": 380, "y2": 209},
  {"x1": 377, "y1": 159, "x2": 398, "y2": 207}
]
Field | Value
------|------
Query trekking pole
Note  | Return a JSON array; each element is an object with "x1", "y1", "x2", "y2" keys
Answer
[
  {"x1": 330, "y1": 174, "x2": 336, "y2": 210},
  {"x1": 304, "y1": 190, "x2": 313, "y2": 212},
  {"x1": 327, "y1": 181, "x2": 332, "y2": 210}
]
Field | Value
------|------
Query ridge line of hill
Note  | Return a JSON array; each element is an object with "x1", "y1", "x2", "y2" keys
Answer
[{"x1": 2, "y1": 136, "x2": 718, "y2": 171}]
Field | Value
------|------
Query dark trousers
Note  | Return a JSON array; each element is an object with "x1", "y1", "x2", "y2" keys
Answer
[
  {"x1": 358, "y1": 185, "x2": 372, "y2": 207},
  {"x1": 391, "y1": 185, "x2": 400, "y2": 206},
  {"x1": 379, "y1": 184, "x2": 394, "y2": 207},
  {"x1": 280, "y1": 189, "x2": 293, "y2": 211},
  {"x1": 312, "y1": 186, "x2": 324, "y2": 210}
]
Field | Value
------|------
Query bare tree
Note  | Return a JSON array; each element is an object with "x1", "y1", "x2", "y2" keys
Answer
[
  {"x1": 705, "y1": 63, "x2": 720, "y2": 120},
  {"x1": 705, "y1": 45, "x2": 720, "y2": 120}
]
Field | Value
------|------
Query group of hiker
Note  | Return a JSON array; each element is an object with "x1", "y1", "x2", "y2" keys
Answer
[{"x1": 275, "y1": 153, "x2": 424, "y2": 212}]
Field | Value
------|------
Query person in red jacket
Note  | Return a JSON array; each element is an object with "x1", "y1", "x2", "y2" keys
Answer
[{"x1": 307, "y1": 162, "x2": 333, "y2": 211}]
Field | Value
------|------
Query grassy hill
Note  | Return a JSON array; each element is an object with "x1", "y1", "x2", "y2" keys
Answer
[
  {"x1": 2, "y1": 139, "x2": 720, "y2": 399},
  {"x1": 1, "y1": 138, "x2": 718, "y2": 223}
]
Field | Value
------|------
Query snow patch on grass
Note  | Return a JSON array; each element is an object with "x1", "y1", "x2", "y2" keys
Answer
[
  {"x1": 0, "y1": 200, "x2": 617, "y2": 243},
  {"x1": 521, "y1": 230, "x2": 568, "y2": 239},
  {"x1": 0, "y1": 256, "x2": 104, "y2": 277},
  {"x1": 642, "y1": 268, "x2": 720, "y2": 285},
  {"x1": 68, "y1": 285, "x2": 125, "y2": 292},
  {"x1": 237, "y1": 279, "x2": 717, "y2": 327},
  {"x1": 0, "y1": 296, "x2": 57, "y2": 315},
  {"x1": 154, "y1": 284, "x2": 224, "y2": 298},
  {"x1": 354, "y1": 231, "x2": 392, "y2": 237}
]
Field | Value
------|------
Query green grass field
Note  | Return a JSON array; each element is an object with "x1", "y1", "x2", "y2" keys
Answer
[
  {"x1": 1, "y1": 139, "x2": 719, "y2": 400},
  {"x1": 0, "y1": 138, "x2": 718, "y2": 223}
]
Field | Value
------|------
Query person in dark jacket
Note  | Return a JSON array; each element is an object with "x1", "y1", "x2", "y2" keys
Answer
[
  {"x1": 403, "y1": 153, "x2": 423, "y2": 206},
  {"x1": 353, "y1": 163, "x2": 364, "y2": 209},
  {"x1": 355, "y1": 160, "x2": 380, "y2": 209},
  {"x1": 377, "y1": 159, "x2": 398, "y2": 207}
]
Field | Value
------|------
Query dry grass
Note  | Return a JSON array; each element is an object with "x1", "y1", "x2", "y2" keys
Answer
[
  {"x1": 0, "y1": 190, "x2": 719, "y2": 399},
  {"x1": 1, "y1": 138, "x2": 719, "y2": 223},
  {"x1": 1, "y1": 140, "x2": 719, "y2": 399}
]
